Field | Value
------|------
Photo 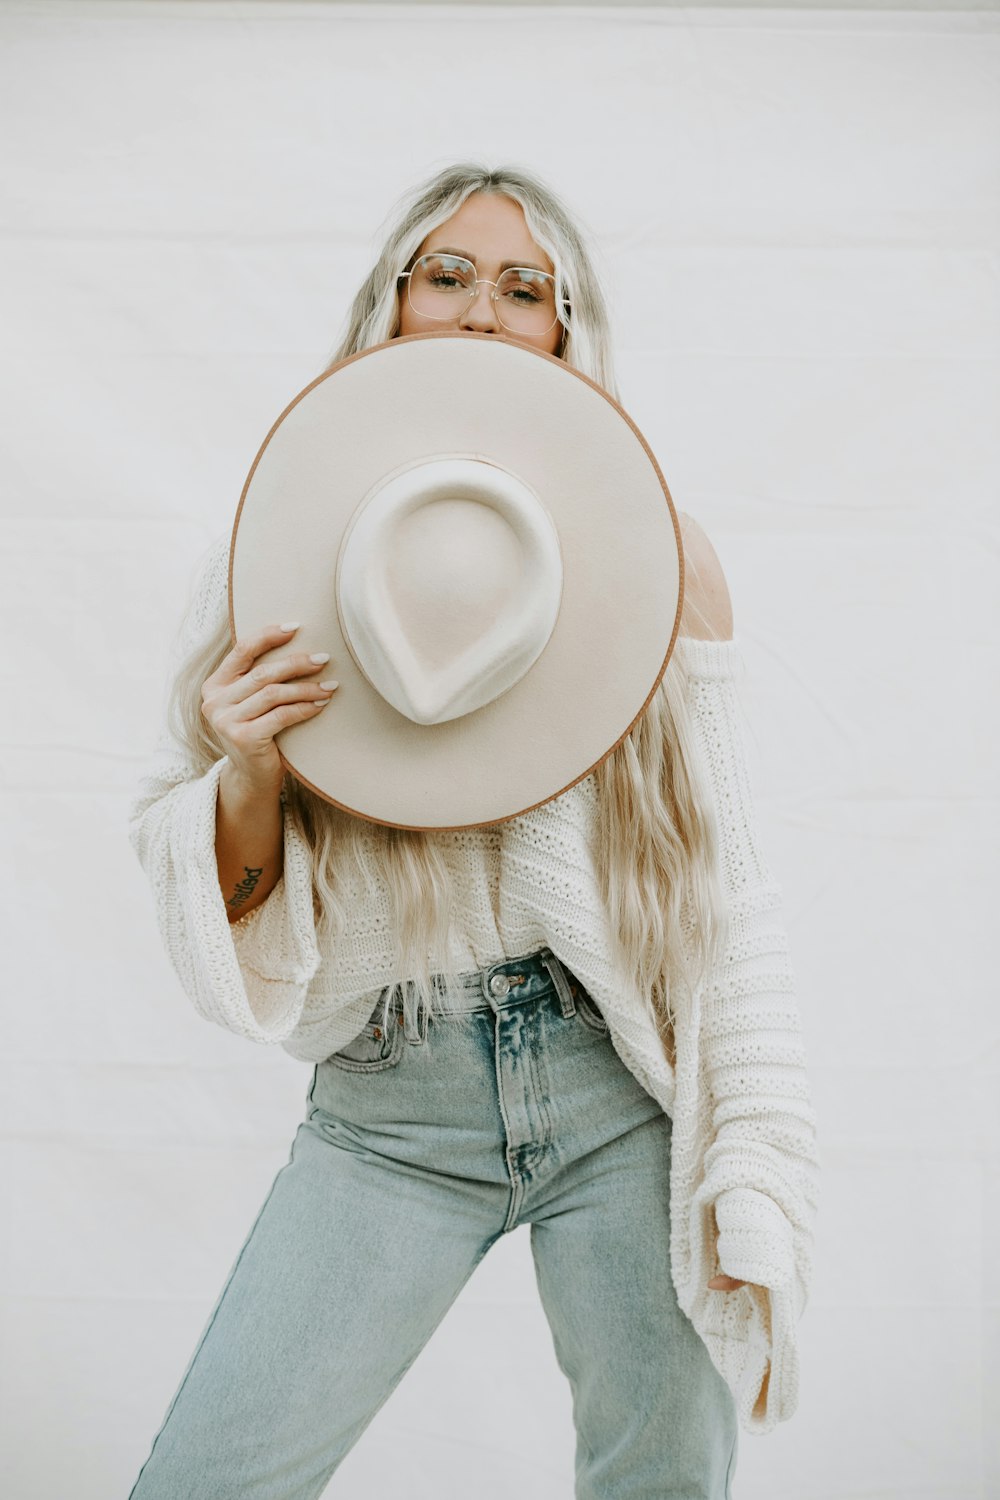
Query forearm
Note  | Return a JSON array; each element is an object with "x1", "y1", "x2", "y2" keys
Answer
[{"x1": 216, "y1": 763, "x2": 284, "y2": 922}]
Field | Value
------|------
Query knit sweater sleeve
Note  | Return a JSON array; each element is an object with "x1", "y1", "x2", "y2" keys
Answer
[
  {"x1": 670, "y1": 635, "x2": 821, "y2": 1435},
  {"x1": 127, "y1": 535, "x2": 322, "y2": 1043}
]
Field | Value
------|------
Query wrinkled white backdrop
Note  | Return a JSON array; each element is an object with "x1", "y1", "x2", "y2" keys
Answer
[{"x1": 2, "y1": 2, "x2": 997, "y2": 1497}]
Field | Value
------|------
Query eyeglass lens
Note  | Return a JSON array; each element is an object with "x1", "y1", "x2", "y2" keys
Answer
[{"x1": 407, "y1": 253, "x2": 560, "y2": 334}]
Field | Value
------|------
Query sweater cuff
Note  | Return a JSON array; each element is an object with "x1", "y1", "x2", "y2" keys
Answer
[
  {"x1": 176, "y1": 758, "x2": 320, "y2": 1042},
  {"x1": 714, "y1": 1186, "x2": 796, "y2": 1290}
]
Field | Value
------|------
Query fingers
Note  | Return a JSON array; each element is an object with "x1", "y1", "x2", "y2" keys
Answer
[
  {"x1": 209, "y1": 623, "x2": 336, "y2": 705},
  {"x1": 214, "y1": 623, "x2": 308, "y2": 688},
  {"x1": 204, "y1": 679, "x2": 339, "y2": 781},
  {"x1": 218, "y1": 693, "x2": 337, "y2": 745},
  {"x1": 199, "y1": 624, "x2": 341, "y2": 790},
  {"x1": 227, "y1": 648, "x2": 338, "y2": 709},
  {"x1": 215, "y1": 675, "x2": 340, "y2": 733},
  {"x1": 202, "y1": 623, "x2": 341, "y2": 745}
]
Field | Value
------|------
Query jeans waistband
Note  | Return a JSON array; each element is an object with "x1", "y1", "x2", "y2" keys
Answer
[{"x1": 382, "y1": 946, "x2": 583, "y2": 1042}]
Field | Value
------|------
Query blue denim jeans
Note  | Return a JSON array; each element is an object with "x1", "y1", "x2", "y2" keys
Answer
[{"x1": 128, "y1": 946, "x2": 738, "y2": 1499}]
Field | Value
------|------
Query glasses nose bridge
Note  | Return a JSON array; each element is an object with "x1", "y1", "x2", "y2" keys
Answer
[{"x1": 463, "y1": 273, "x2": 502, "y2": 324}]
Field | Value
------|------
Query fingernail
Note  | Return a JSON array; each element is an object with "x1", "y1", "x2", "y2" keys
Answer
[
  {"x1": 309, "y1": 652, "x2": 330, "y2": 664},
  {"x1": 280, "y1": 621, "x2": 300, "y2": 632}
]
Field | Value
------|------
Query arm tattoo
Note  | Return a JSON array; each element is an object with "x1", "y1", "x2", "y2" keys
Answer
[{"x1": 226, "y1": 865, "x2": 264, "y2": 913}]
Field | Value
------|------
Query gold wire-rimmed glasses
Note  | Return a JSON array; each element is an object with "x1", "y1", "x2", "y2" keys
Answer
[{"x1": 398, "y1": 252, "x2": 569, "y2": 337}]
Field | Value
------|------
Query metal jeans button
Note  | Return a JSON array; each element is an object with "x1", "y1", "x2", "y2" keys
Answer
[{"x1": 489, "y1": 973, "x2": 511, "y2": 997}]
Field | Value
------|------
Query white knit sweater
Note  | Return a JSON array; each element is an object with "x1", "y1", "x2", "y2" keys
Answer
[{"x1": 128, "y1": 534, "x2": 820, "y2": 1437}]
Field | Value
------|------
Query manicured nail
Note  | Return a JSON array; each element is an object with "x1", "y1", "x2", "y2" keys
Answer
[
  {"x1": 280, "y1": 621, "x2": 300, "y2": 632},
  {"x1": 309, "y1": 652, "x2": 330, "y2": 664}
]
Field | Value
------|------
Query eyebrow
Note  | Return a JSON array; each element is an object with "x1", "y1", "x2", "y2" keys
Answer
[{"x1": 427, "y1": 245, "x2": 552, "y2": 276}]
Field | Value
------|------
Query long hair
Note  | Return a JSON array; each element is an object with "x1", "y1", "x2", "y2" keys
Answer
[{"x1": 168, "y1": 160, "x2": 730, "y2": 1063}]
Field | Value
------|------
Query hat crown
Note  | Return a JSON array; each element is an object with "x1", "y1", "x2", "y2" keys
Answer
[{"x1": 337, "y1": 457, "x2": 564, "y2": 726}]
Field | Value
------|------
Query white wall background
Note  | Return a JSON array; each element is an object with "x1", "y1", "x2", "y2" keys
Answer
[{"x1": 1, "y1": 1, "x2": 997, "y2": 1496}]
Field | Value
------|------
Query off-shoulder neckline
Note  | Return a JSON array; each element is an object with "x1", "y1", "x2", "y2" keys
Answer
[{"x1": 673, "y1": 634, "x2": 743, "y2": 679}]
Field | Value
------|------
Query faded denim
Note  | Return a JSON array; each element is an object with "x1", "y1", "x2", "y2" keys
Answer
[{"x1": 128, "y1": 946, "x2": 738, "y2": 1499}]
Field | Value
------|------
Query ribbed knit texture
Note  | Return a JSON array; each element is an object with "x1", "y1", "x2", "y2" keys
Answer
[{"x1": 128, "y1": 533, "x2": 820, "y2": 1435}]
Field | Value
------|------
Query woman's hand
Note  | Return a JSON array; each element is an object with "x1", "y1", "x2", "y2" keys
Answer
[
  {"x1": 202, "y1": 623, "x2": 339, "y2": 796},
  {"x1": 707, "y1": 1274, "x2": 751, "y2": 1291}
]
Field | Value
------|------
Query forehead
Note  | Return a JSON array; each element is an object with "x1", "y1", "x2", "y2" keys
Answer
[{"x1": 418, "y1": 194, "x2": 554, "y2": 274}]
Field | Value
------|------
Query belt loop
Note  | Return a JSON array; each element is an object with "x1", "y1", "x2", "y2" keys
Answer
[
  {"x1": 540, "y1": 949, "x2": 577, "y2": 1019},
  {"x1": 402, "y1": 980, "x2": 429, "y2": 1045}
]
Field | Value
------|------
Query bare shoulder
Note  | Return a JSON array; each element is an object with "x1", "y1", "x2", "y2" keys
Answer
[{"x1": 677, "y1": 511, "x2": 734, "y2": 641}]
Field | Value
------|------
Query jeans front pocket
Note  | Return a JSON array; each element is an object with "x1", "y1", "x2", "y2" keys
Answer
[
  {"x1": 572, "y1": 981, "x2": 610, "y2": 1035},
  {"x1": 326, "y1": 1009, "x2": 405, "y2": 1073}
]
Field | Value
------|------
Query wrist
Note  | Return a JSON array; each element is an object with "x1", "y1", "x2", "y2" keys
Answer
[{"x1": 221, "y1": 760, "x2": 284, "y2": 807}]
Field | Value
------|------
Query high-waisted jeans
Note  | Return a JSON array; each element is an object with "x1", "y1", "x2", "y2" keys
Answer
[{"x1": 127, "y1": 946, "x2": 738, "y2": 1499}]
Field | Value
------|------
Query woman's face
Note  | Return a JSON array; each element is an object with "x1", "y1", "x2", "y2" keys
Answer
[{"x1": 395, "y1": 192, "x2": 565, "y2": 358}]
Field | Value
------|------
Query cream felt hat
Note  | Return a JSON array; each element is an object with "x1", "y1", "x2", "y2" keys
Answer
[{"x1": 228, "y1": 329, "x2": 683, "y2": 830}]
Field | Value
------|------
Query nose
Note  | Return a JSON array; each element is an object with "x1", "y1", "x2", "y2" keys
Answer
[{"x1": 458, "y1": 279, "x2": 501, "y2": 335}]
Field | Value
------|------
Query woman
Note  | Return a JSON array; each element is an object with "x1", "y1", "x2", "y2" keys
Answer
[{"x1": 127, "y1": 161, "x2": 819, "y2": 1499}]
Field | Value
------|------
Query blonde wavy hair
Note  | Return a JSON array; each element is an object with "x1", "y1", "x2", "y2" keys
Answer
[{"x1": 168, "y1": 159, "x2": 731, "y2": 1064}]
